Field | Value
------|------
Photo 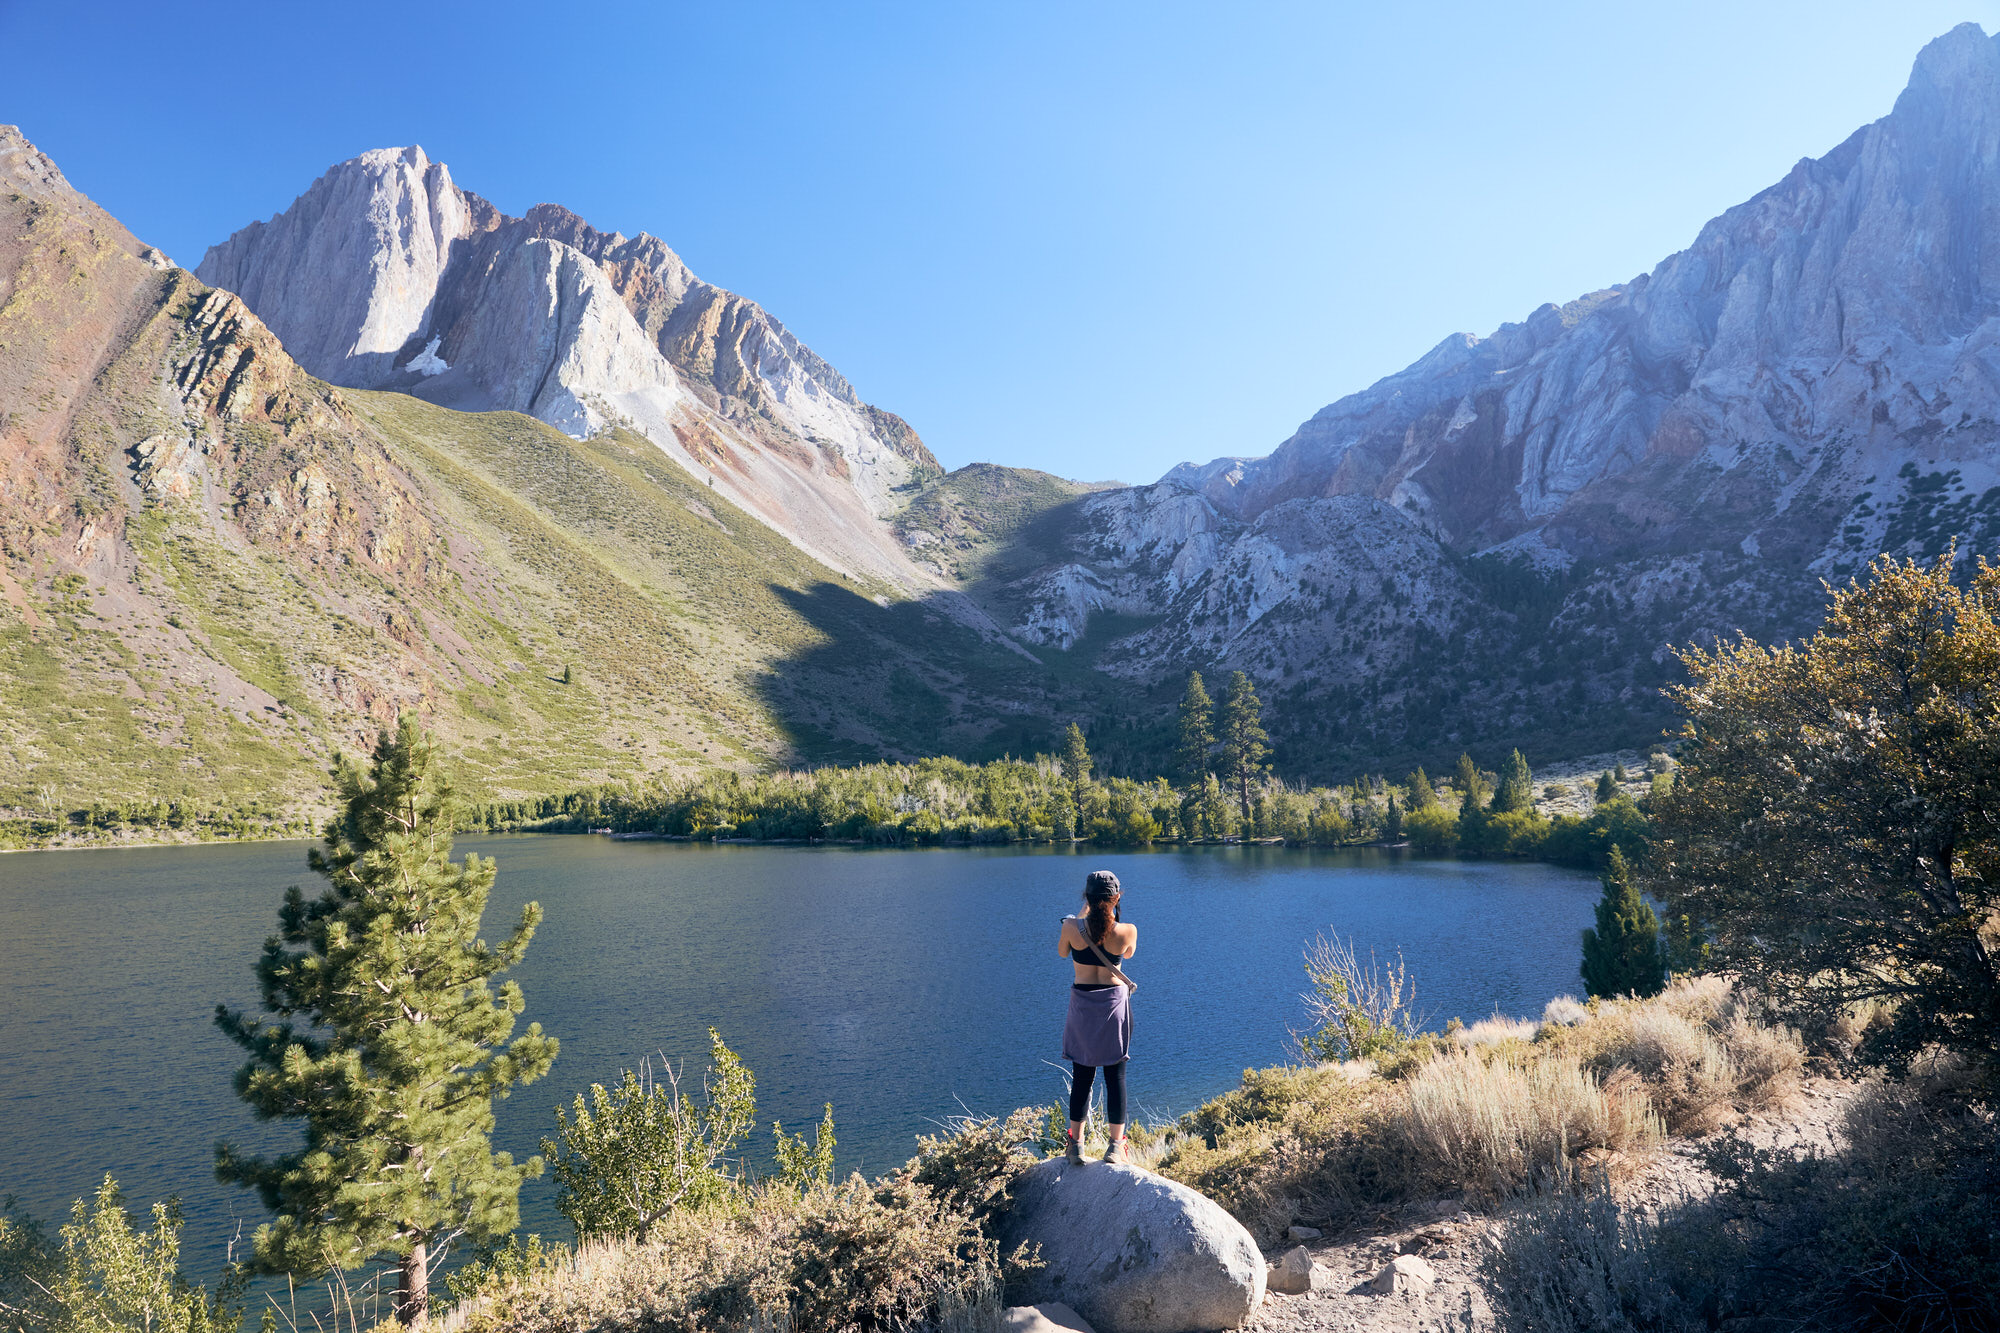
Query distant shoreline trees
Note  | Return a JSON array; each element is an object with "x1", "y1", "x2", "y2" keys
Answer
[{"x1": 463, "y1": 743, "x2": 1653, "y2": 873}]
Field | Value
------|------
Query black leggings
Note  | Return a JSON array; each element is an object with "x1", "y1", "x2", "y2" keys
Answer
[{"x1": 1070, "y1": 1060, "x2": 1128, "y2": 1125}]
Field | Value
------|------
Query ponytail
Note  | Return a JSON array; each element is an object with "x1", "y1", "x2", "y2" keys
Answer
[
  {"x1": 1082, "y1": 869, "x2": 1122, "y2": 947},
  {"x1": 1087, "y1": 896, "x2": 1116, "y2": 946}
]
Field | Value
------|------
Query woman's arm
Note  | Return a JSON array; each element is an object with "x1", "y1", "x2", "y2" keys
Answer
[
  {"x1": 1113, "y1": 922, "x2": 1138, "y2": 959},
  {"x1": 1058, "y1": 916, "x2": 1079, "y2": 957}
]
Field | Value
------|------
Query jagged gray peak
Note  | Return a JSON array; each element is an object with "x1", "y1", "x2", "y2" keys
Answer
[
  {"x1": 198, "y1": 148, "x2": 477, "y2": 385},
  {"x1": 196, "y1": 147, "x2": 943, "y2": 588},
  {"x1": 1155, "y1": 21, "x2": 2000, "y2": 568},
  {"x1": 1010, "y1": 23, "x2": 2000, "y2": 735}
]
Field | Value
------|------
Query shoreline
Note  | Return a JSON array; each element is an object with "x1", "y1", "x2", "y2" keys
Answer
[{"x1": 3, "y1": 827, "x2": 1410, "y2": 856}]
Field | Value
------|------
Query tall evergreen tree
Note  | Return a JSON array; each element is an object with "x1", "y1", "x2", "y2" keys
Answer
[
  {"x1": 1061, "y1": 722, "x2": 1092, "y2": 790},
  {"x1": 1406, "y1": 767, "x2": 1437, "y2": 809},
  {"x1": 1174, "y1": 671, "x2": 1215, "y2": 788},
  {"x1": 1219, "y1": 671, "x2": 1270, "y2": 843},
  {"x1": 215, "y1": 716, "x2": 558, "y2": 1323},
  {"x1": 1491, "y1": 749, "x2": 1534, "y2": 813},
  {"x1": 1580, "y1": 846, "x2": 1665, "y2": 999},
  {"x1": 1453, "y1": 752, "x2": 1490, "y2": 808}
]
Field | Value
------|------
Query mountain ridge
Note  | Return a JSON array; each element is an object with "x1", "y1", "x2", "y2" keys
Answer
[
  {"x1": 0, "y1": 124, "x2": 1114, "y2": 823},
  {"x1": 196, "y1": 145, "x2": 959, "y2": 597},
  {"x1": 978, "y1": 22, "x2": 2000, "y2": 773},
  {"x1": 12, "y1": 22, "x2": 2000, "y2": 801}
]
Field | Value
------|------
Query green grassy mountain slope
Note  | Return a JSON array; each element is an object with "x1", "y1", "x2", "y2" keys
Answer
[{"x1": 0, "y1": 130, "x2": 1122, "y2": 826}]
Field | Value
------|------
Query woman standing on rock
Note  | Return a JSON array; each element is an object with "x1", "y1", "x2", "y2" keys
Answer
[{"x1": 1059, "y1": 869, "x2": 1137, "y2": 1165}]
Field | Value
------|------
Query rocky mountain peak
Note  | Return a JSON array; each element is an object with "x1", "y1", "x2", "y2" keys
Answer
[
  {"x1": 1899, "y1": 21, "x2": 2000, "y2": 112},
  {"x1": 1138, "y1": 23, "x2": 2000, "y2": 568},
  {"x1": 197, "y1": 147, "x2": 946, "y2": 588},
  {"x1": 2, "y1": 124, "x2": 80, "y2": 204}
]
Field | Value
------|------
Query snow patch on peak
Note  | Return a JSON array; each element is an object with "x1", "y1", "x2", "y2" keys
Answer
[{"x1": 405, "y1": 336, "x2": 448, "y2": 377}]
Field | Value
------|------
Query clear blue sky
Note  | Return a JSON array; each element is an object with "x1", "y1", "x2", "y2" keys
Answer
[{"x1": 4, "y1": 1, "x2": 1990, "y2": 483}]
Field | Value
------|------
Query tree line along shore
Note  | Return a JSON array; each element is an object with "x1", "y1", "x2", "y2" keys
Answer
[{"x1": 2, "y1": 668, "x2": 1663, "y2": 866}]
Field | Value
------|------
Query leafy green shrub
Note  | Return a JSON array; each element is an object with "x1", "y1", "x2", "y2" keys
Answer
[
  {"x1": 1297, "y1": 934, "x2": 1419, "y2": 1063},
  {"x1": 1156, "y1": 1066, "x2": 1397, "y2": 1243},
  {"x1": 443, "y1": 1113, "x2": 1021, "y2": 1333},
  {"x1": 443, "y1": 1233, "x2": 571, "y2": 1305},
  {"x1": 785, "y1": 1175, "x2": 997, "y2": 1333},
  {"x1": 542, "y1": 1030, "x2": 755, "y2": 1242},
  {"x1": 0, "y1": 1177, "x2": 243, "y2": 1333},
  {"x1": 1403, "y1": 804, "x2": 1459, "y2": 853},
  {"x1": 1542, "y1": 794, "x2": 1648, "y2": 869},
  {"x1": 774, "y1": 1104, "x2": 838, "y2": 1193}
]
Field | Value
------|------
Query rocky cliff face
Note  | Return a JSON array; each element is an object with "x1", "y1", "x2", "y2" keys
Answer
[
  {"x1": 197, "y1": 148, "x2": 943, "y2": 589},
  {"x1": 1157, "y1": 22, "x2": 2000, "y2": 563},
  {"x1": 994, "y1": 24, "x2": 2000, "y2": 773}
]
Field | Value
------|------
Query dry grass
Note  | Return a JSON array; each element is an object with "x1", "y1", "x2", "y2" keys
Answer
[
  {"x1": 1394, "y1": 1052, "x2": 1662, "y2": 1199},
  {"x1": 1484, "y1": 1070, "x2": 2000, "y2": 1333},
  {"x1": 1541, "y1": 978, "x2": 1803, "y2": 1134},
  {"x1": 424, "y1": 986, "x2": 1807, "y2": 1327},
  {"x1": 1542, "y1": 995, "x2": 1590, "y2": 1027},
  {"x1": 1454, "y1": 1015, "x2": 1542, "y2": 1047},
  {"x1": 1156, "y1": 977, "x2": 1802, "y2": 1238}
]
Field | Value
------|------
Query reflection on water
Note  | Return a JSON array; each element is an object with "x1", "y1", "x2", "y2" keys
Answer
[{"x1": 0, "y1": 836, "x2": 1596, "y2": 1276}]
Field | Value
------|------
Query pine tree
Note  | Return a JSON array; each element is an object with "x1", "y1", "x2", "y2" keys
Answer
[
  {"x1": 1219, "y1": 671, "x2": 1270, "y2": 843},
  {"x1": 215, "y1": 716, "x2": 558, "y2": 1323},
  {"x1": 1061, "y1": 722, "x2": 1091, "y2": 790},
  {"x1": 1595, "y1": 770, "x2": 1618, "y2": 803},
  {"x1": 1491, "y1": 749, "x2": 1534, "y2": 813},
  {"x1": 1453, "y1": 752, "x2": 1490, "y2": 808},
  {"x1": 1580, "y1": 846, "x2": 1665, "y2": 999},
  {"x1": 1406, "y1": 767, "x2": 1436, "y2": 809},
  {"x1": 1384, "y1": 793, "x2": 1403, "y2": 842},
  {"x1": 1174, "y1": 672, "x2": 1215, "y2": 788}
]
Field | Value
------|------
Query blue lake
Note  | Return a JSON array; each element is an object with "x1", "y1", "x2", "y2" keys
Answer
[{"x1": 0, "y1": 836, "x2": 1597, "y2": 1277}]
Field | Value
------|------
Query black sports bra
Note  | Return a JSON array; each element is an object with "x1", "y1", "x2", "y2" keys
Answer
[{"x1": 1067, "y1": 922, "x2": 1127, "y2": 967}]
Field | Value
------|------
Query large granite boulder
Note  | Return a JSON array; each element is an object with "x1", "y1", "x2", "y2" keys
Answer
[{"x1": 998, "y1": 1160, "x2": 1265, "y2": 1333}]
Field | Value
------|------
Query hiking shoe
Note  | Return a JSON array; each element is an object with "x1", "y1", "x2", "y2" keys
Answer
[
  {"x1": 1064, "y1": 1135, "x2": 1085, "y2": 1167},
  {"x1": 1102, "y1": 1138, "x2": 1130, "y2": 1166}
]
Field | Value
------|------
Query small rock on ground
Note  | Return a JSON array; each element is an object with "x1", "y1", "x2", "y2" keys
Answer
[
  {"x1": 1004, "y1": 1304, "x2": 1097, "y2": 1333},
  {"x1": 1267, "y1": 1246, "x2": 1314, "y2": 1295},
  {"x1": 1370, "y1": 1255, "x2": 1436, "y2": 1296}
]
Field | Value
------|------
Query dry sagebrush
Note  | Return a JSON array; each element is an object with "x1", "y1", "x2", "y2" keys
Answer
[
  {"x1": 431, "y1": 1110, "x2": 1043, "y2": 1333},
  {"x1": 1158, "y1": 977, "x2": 1803, "y2": 1236}
]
